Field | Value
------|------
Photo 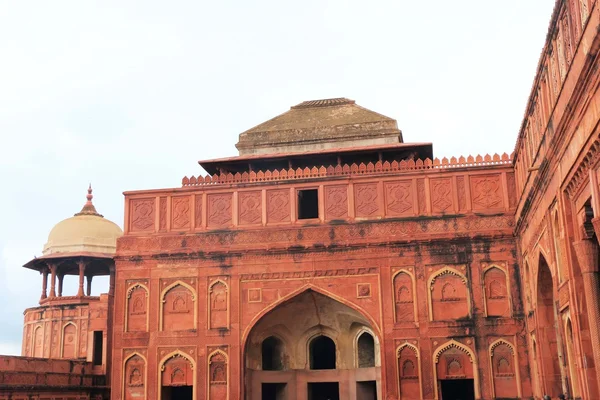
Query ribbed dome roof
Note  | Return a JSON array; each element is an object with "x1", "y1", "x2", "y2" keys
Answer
[{"x1": 42, "y1": 186, "x2": 122, "y2": 256}]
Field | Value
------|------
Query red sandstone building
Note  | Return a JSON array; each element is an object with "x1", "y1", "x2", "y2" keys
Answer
[{"x1": 2, "y1": 1, "x2": 600, "y2": 399}]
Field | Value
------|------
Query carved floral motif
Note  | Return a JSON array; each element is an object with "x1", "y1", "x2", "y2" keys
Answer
[
  {"x1": 471, "y1": 175, "x2": 502, "y2": 210},
  {"x1": 239, "y1": 191, "x2": 262, "y2": 225},
  {"x1": 430, "y1": 178, "x2": 453, "y2": 212},
  {"x1": 324, "y1": 185, "x2": 348, "y2": 219},
  {"x1": 159, "y1": 197, "x2": 167, "y2": 231},
  {"x1": 208, "y1": 194, "x2": 232, "y2": 227},
  {"x1": 267, "y1": 190, "x2": 290, "y2": 223},
  {"x1": 354, "y1": 183, "x2": 380, "y2": 216},
  {"x1": 385, "y1": 181, "x2": 413, "y2": 216},
  {"x1": 172, "y1": 196, "x2": 190, "y2": 229},
  {"x1": 195, "y1": 195, "x2": 203, "y2": 228},
  {"x1": 130, "y1": 199, "x2": 155, "y2": 232}
]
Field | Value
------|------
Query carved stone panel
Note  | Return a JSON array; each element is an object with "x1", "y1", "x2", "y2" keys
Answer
[
  {"x1": 470, "y1": 174, "x2": 503, "y2": 211},
  {"x1": 506, "y1": 172, "x2": 517, "y2": 209},
  {"x1": 163, "y1": 285, "x2": 195, "y2": 331},
  {"x1": 484, "y1": 268, "x2": 510, "y2": 317},
  {"x1": 130, "y1": 198, "x2": 155, "y2": 232},
  {"x1": 209, "y1": 350, "x2": 228, "y2": 399},
  {"x1": 124, "y1": 354, "x2": 145, "y2": 400},
  {"x1": 430, "y1": 178, "x2": 454, "y2": 213},
  {"x1": 127, "y1": 285, "x2": 148, "y2": 332},
  {"x1": 172, "y1": 196, "x2": 191, "y2": 230},
  {"x1": 354, "y1": 183, "x2": 380, "y2": 217},
  {"x1": 267, "y1": 190, "x2": 290, "y2": 223},
  {"x1": 209, "y1": 281, "x2": 228, "y2": 329},
  {"x1": 238, "y1": 191, "x2": 262, "y2": 225},
  {"x1": 385, "y1": 180, "x2": 414, "y2": 217},
  {"x1": 417, "y1": 179, "x2": 427, "y2": 214},
  {"x1": 207, "y1": 194, "x2": 233, "y2": 227},
  {"x1": 491, "y1": 342, "x2": 518, "y2": 398},
  {"x1": 430, "y1": 271, "x2": 469, "y2": 321},
  {"x1": 62, "y1": 324, "x2": 77, "y2": 358},
  {"x1": 159, "y1": 197, "x2": 167, "y2": 231},
  {"x1": 195, "y1": 194, "x2": 203, "y2": 228},
  {"x1": 398, "y1": 346, "x2": 420, "y2": 399},
  {"x1": 324, "y1": 185, "x2": 348, "y2": 220},
  {"x1": 394, "y1": 273, "x2": 415, "y2": 323}
]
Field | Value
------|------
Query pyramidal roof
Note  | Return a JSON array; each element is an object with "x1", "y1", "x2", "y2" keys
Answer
[{"x1": 236, "y1": 98, "x2": 403, "y2": 156}]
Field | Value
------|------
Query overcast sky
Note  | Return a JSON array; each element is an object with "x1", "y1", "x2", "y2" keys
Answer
[{"x1": 0, "y1": 1, "x2": 554, "y2": 355}]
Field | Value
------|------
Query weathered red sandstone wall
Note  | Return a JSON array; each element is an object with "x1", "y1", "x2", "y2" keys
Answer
[{"x1": 111, "y1": 162, "x2": 529, "y2": 399}]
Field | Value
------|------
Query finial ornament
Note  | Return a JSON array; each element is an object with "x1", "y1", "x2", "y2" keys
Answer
[{"x1": 75, "y1": 184, "x2": 103, "y2": 217}]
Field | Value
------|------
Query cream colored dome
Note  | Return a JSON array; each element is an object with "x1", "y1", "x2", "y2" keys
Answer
[{"x1": 42, "y1": 186, "x2": 123, "y2": 256}]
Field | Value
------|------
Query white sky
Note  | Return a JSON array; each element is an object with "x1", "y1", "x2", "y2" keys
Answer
[{"x1": 0, "y1": 1, "x2": 554, "y2": 355}]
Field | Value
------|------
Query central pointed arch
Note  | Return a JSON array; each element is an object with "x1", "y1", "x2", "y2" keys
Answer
[
  {"x1": 432, "y1": 340, "x2": 480, "y2": 400},
  {"x1": 241, "y1": 284, "x2": 384, "y2": 400}
]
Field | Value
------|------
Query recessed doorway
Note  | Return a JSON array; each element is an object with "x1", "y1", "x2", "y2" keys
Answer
[
  {"x1": 356, "y1": 381, "x2": 377, "y2": 400},
  {"x1": 440, "y1": 379, "x2": 474, "y2": 400},
  {"x1": 262, "y1": 383, "x2": 287, "y2": 400},
  {"x1": 308, "y1": 382, "x2": 339, "y2": 400},
  {"x1": 161, "y1": 385, "x2": 193, "y2": 400}
]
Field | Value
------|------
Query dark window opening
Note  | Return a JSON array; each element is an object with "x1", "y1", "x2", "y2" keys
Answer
[
  {"x1": 262, "y1": 383, "x2": 287, "y2": 400},
  {"x1": 92, "y1": 331, "x2": 103, "y2": 366},
  {"x1": 356, "y1": 381, "x2": 377, "y2": 400},
  {"x1": 298, "y1": 189, "x2": 319, "y2": 220},
  {"x1": 262, "y1": 336, "x2": 285, "y2": 371},
  {"x1": 161, "y1": 385, "x2": 193, "y2": 400},
  {"x1": 357, "y1": 332, "x2": 375, "y2": 368},
  {"x1": 308, "y1": 382, "x2": 339, "y2": 400},
  {"x1": 309, "y1": 336, "x2": 336, "y2": 370},
  {"x1": 440, "y1": 379, "x2": 475, "y2": 400}
]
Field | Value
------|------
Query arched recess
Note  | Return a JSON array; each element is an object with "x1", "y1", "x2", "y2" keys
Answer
[
  {"x1": 125, "y1": 283, "x2": 149, "y2": 332},
  {"x1": 396, "y1": 343, "x2": 422, "y2": 400},
  {"x1": 428, "y1": 267, "x2": 471, "y2": 321},
  {"x1": 564, "y1": 317, "x2": 581, "y2": 398},
  {"x1": 122, "y1": 352, "x2": 147, "y2": 400},
  {"x1": 261, "y1": 336, "x2": 286, "y2": 371},
  {"x1": 32, "y1": 325, "x2": 44, "y2": 358},
  {"x1": 159, "y1": 281, "x2": 197, "y2": 331},
  {"x1": 61, "y1": 322, "x2": 77, "y2": 359},
  {"x1": 354, "y1": 327, "x2": 381, "y2": 368},
  {"x1": 536, "y1": 253, "x2": 563, "y2": 397},
  {"x1": 158, "y1": 350, "x2": 196, "y2": 400},
  {"x1": 489, "y1": 339, "x2": 521, "y2": 398},
  {"x1": 392, "y1": 269, "x2": 418, "y2": 323},
  {"x1": 242, "y1": 285, "x2": 383, "y2": 400},
  {"x1": 432, "y1": 340, "x2": 480, "y2": 400},
  {"x1": 482, "y1": 265, "x2": 511, "y2": 317},
  {"x1": 207, "y1": 349, "x2": 229, "y2": 400},
  {"x1": 208, "y1": 280, "x2": 229, "y2": 329}
]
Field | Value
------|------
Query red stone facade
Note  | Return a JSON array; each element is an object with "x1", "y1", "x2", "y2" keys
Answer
[{"x1": 2, "y1": 0, "x2": 600, "y2": 399}]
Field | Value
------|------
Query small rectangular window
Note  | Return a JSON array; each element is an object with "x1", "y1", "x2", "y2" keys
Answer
[
  {"x1": 92, "y1": 331, "x2": 103, "y2": 365},
  {"x1": 297, "y1": 189, "x2": 319, "y2": 220}
]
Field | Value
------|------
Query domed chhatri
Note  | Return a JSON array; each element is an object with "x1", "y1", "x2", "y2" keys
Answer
[{"x1": 43, "y1": 185, "x2": 122, "y2": 257}]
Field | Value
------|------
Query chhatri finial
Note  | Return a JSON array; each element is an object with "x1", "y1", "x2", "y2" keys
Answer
[{"x1": 75, "y1": 184, "x2": 103, "y2": 217}]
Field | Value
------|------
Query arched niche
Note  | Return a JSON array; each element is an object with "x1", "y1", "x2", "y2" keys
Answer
[
  {"x1": 357, "y1": 331, "x2": 375, "y2": 368},
  {"x1": 160, "y1": 281, "x2": 197, "y2": 331},
  {"x1": 208, "y1": 350, "x2": 229, "y2": 400},
  {"x1": 309, "y1": 335, "x2": 337, "y2": 370},
  {"x1": 396, "y1": 343, "x2": 422, "y2": 400},
  {"x1": 392, "y1": 270, "x2": 417, "y2": 323},
  {"x1": 432, "y1": 340, "x2": 480, "y2": 400},
  {"x1": 125, "y1": 283, "x2": 149, "y2": 332},
  {"x1": 489, "y1": 339, "x2": 521, "y2": 398},
  {"x1": 564, "y1": 317, "x2": 581, "y2": 398},
  {"x1": 536, "y1": 253, "x2": 562, "y2": 397},
  {"x1": 208, "y1": 280, "x2": 229, "y2": 329},
  {"x1": 61, "y1": 322, "x2": 77, "y2": 359},
  {"x1": 262, "y1": 336, "x2": 286, "y2": 371},
  {"x1": 32, "y1": 325, "x2": 44, "y2": 358},
  {"x1": 428, "y1": 267, "x2": 470, "y2": 321},
  {"x1": 483, "y1": 265, "x2": 511, "y2": 317},
  {"x1": 122, "y1": 352, "x2": 147, "y2": 400},
  {"x1": 158, "y1": 351, "x2": 195, "y2": 400}
]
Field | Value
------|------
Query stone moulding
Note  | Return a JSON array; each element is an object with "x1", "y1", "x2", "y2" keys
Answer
[{"x1": 182, "y1": 153, "x2": 513, "y2": 187}]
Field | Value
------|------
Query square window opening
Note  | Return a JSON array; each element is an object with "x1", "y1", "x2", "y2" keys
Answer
[{"x1": 298, "y1": 189, "x2": 319, "y2": 220}]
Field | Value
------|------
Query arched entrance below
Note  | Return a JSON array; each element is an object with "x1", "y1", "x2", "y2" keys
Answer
[
  {"x1": 536, "y1": 255, "x2": 562, "y2": 397},
  {"x1": 244, "y1": 289, "x2": 381, "y2": 400}
]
